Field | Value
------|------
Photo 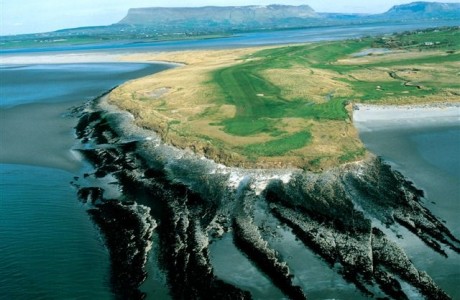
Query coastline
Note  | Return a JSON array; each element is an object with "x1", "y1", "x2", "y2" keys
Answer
[
  {"x1": 102, "y1": 26, "x2": 460, "y2": 170},
  {"x1": 106, "y1": 47, "x2": 367, "y2": 170},
  {"x1": 0, "y1": 61, "x2": 178, "y2": 299},
  {"x1": 4, "y1": 46, "x2": 459, "y2": 299},
  {"x1": 73, "y1": 93, "x2": 460, "y2": 299},
  {"x1": 352, "y1": 102, "x2": 460, "y2": 299}
]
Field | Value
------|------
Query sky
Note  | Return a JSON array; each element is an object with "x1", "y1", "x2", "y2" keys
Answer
[{"x1": 1, "y1": 0, "x2": 459, "y2": 35}]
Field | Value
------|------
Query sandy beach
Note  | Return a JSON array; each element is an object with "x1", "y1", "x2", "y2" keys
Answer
[{"x1": 353, "y1": 103, "x2": 460, "y2": 131}]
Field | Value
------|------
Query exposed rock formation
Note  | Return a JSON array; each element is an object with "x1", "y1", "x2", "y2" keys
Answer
[
  {"x1": 88, "y1": 200, "x2": 155, "y2": 300},
  {"x1": 73, "y1": 98, "x2": 459, "y2": 299}
]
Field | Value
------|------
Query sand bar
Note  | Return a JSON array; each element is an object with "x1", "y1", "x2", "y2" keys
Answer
[{"x1": 0, "y1": 52, "x2": 123, "y2": 64}]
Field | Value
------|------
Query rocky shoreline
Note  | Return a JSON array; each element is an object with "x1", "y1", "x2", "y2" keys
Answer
[{"x1": 73, "y1": 96, "x2": 459, "y2": 299}]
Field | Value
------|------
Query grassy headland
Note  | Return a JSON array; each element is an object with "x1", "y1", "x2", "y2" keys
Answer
[{"x1": 109, "y1": 27, "x2": 460, "y2": 170}]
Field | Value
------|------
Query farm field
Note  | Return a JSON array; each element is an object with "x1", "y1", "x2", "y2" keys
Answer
[{"x1": 110, "y1": 27, "x2": 460, "y2": 170}]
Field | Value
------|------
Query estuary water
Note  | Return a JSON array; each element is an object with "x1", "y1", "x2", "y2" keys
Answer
[
  {"x1": 0, "y1": 63, "x2": 173, "y2": 299},
  {"x1": 1, "y1": 20, "x2": 459, "y2": 55}
]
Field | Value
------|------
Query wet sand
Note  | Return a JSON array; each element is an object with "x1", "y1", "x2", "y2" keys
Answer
[
  {"x1": 353, "y1": 102, "x2": 460, "y2": 234},
  {"x1": 0, "y1": 100, "x2": 83, "y2": 172},
  {"x1": 353, "y1": 103, "x2": 460, "y2": 130},
  {"x1": 0, "y1": 62, "x2": 174, "y2": 172}
]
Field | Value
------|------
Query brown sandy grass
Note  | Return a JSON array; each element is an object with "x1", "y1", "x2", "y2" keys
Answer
[
  {"x1": 112, "y1": 48, "x2": 269, "y2": 116},
  {"x1": 346, "y1": 63, "x2": 460, "y2": 86},
  {"x1": 262, "y1": 66, "x2": 353, "y2": 103},
  {"x1": 335, "y1": 49, "x2": 460, "y2": 105}
]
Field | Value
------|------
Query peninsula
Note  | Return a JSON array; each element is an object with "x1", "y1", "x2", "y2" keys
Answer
[
  {"x1": 72, "y1": 25, "x2": 460, "y2": 300},
  {"x1": 110, "y1": 26, "x2": 460, "y2": 170}
]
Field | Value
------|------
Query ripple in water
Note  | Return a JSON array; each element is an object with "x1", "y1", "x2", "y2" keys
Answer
[{"x1": 0, "y1": 164, "x2": 114, "y2": 300}]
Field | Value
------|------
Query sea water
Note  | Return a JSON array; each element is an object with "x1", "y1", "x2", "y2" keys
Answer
[
  {"x1": 0, "y1": 164, "x2": 113, "y2": 299},
  {"x1": 0, "y1": 63, "x2": 172, "y2": 299},
  {"x1": 1, "y1": 20, "x2": 458, "y2": 54}
]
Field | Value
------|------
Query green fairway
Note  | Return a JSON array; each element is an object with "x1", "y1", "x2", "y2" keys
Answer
[
  {"x1": 212, "y1": 44, "x2": 356, "y2": 135},
  {"x1": 209, "y1": 38, "x2": 367, "y2": 157},
  {"x1": 213, "y1": 27, "x2": 459, "y2": 122}
]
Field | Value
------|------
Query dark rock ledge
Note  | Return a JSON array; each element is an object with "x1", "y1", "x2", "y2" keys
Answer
[
  {"x1": 265, "y1": 157, "x2": 459, "y2": 300},
  {"x1": 74, "y1": 101, "x2": 251, "y2": 299},
  {"x1": 89, "y1": 199, "x2": 155, "y2": 300},
  {"x1": 232, "y1": 183, "x2": 306, "y2": 300},
  {"x1": 73, "y1": 99, "x2": 459, "y2": 300}
]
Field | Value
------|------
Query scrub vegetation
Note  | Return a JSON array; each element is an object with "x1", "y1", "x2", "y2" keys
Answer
[{"x1": 109, "y1": 26, "x2": 460, "y2": 170}]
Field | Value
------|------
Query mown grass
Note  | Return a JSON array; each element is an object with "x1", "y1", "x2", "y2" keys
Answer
[
  {"x1": 209, "y1": 38, "x2": 366, "y2": 158},
  {"x1": 219, "y1": 118, "x2": 277, "y2": 136},
  {"x1": 340, "y1": 79, "x2": 437, "y2": 102},
  {"x1": 212, "y1": 44, "x2": 355, "y2": 137},
  {"x1": 206, "y1": 27, "x2": 459, "y2": 163},
  {"x1": 339, "y1": 147, "x2": 366, "y2": 163}
]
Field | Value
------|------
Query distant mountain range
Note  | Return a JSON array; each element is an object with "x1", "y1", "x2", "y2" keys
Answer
[
  {"x1": 117, "y1": 2, "x2": 460, "y2": 31},
  {"x1": 119, "y1": 5, "x2": 318, "y2": 27},
  {"x1": 1, "y1": 2, "x2": 459, "y2": 48},
  {"x1": 116, "y1": 5, "x2": 320, "y2": 32}
]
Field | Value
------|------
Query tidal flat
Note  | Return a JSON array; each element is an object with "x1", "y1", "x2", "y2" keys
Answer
[{"x1": 354, "y1": 104, "x2": 460, "y2": 299}]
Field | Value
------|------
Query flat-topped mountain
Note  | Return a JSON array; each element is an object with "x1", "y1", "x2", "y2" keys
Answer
[
  {"x1": 119, "y1": 5, "x2": 318, "y2": 26},
  {"x1": 115, "y1": 2, "x2": 459, "y2": 32},
  {"x1": 117, "y1": 5, "x2": 321, "y2": 32},
  {"x1": 383, "y1": 1, "x2": 460, "y2": 18}
]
